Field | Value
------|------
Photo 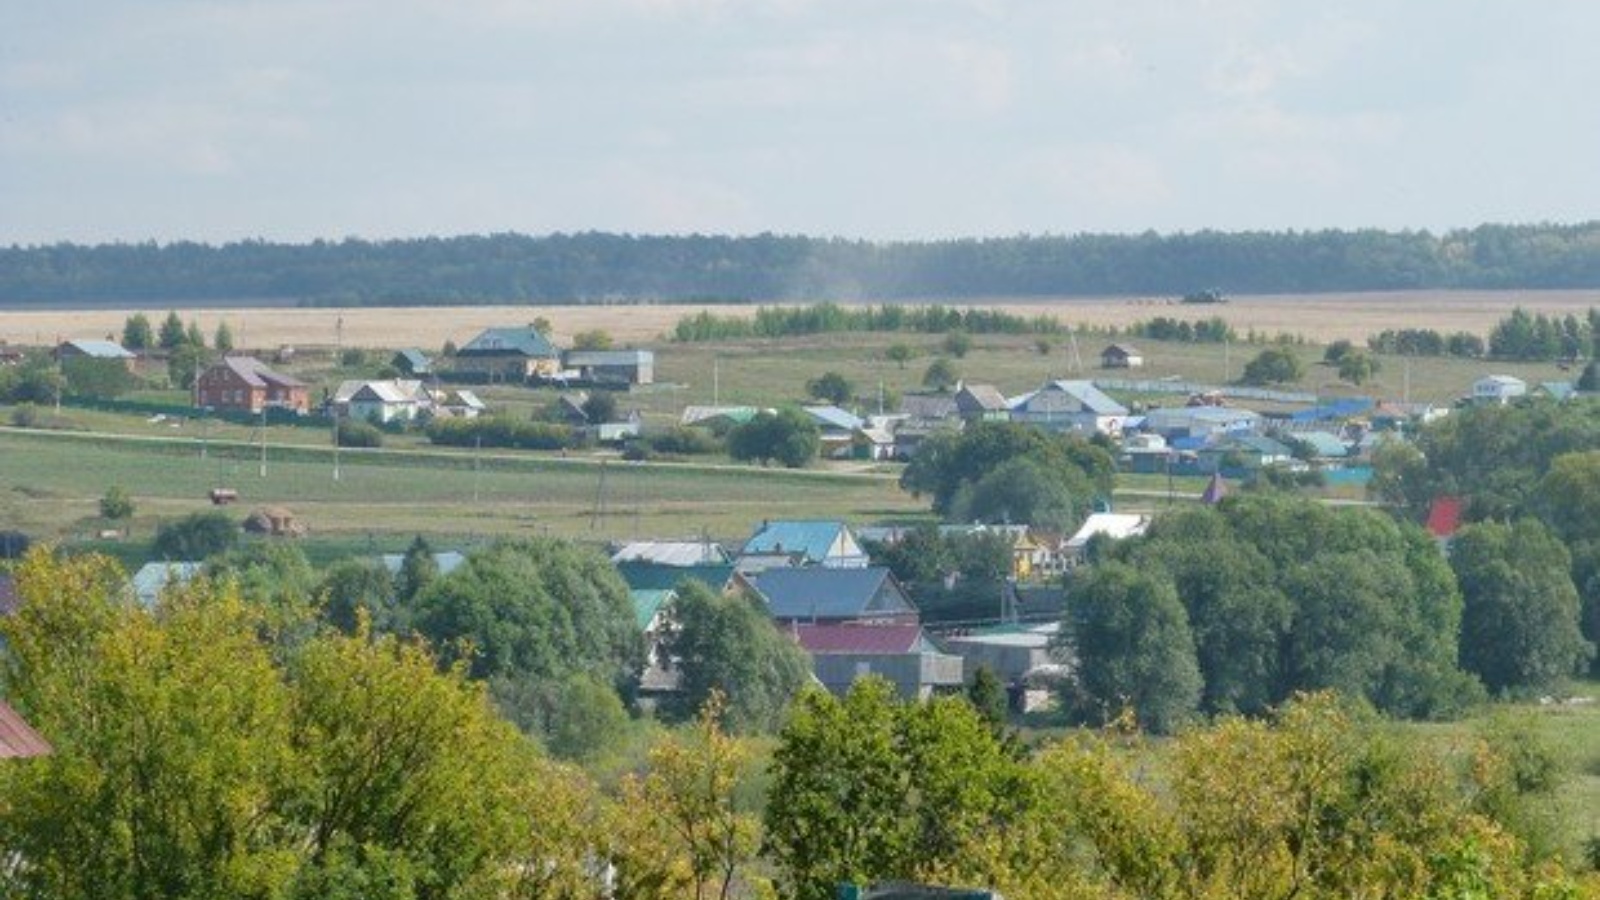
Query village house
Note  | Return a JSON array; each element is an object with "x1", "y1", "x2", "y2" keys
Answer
[
  {"x1": 1100, "y1": 343, "x2": 1145, "y2": 368},
  {"x1": 789, "y1": 623, "x2": 964, "y2": 700},
  {"x1": 330, "y1": 379, "x2": 432, "y2": 423},
  {"x1": 740, "y1": 566, "x2": 919, "y2": 625},
  {"x1": 802, "y1": 406, "x2": 866, "y2": 458},
  {"x1": 1008, "y1": 380, "x2": 1129, "y2": 436},
  {"x1": 740, "y1": 519, "x2": 869, "y2": 570},
  {"x1": 1139, "y1": 405, "x2": 1261, "y2": 440},
  {"x1": 391, "y1": 348, "x2": 433, "y2": 377},
  {"x1": 1471, "y1": 374, "x2": 1527, "y2": 405},
  {"x1": 452, "y1": 325, "x2": 562, "y2": 381},
  {"x1": 53, "y1": 338, "x2": 137, "y2": 371},
  {"x1": 195, "y1": 356, "x2": 310, "y2": 413},
  {"x1": 952, "y1": 383, "x2": 1010, "y2": 422}
]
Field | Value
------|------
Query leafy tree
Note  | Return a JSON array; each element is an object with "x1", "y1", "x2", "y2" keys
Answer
[
  {"x1": 572, "y1": 329, "x2": 613, "y2": 350},
  {"x1": 167, "y1": 343, "x2": 208, "y2": 391},
  {"x1": 942, "y1": 331, "x2": 972, "y2": 358},
  {"x1": 580, "y1": 389, "x2": 617, "y2": 424},
  {"x1": 533, "y1": 672, "x2": 631, "y2": 763},
  {"x1": 1452, "y1": 519, "x2": 1594, "y2": 694},
  {"x1": 157, "y1": 310, "x2": 186, "y2": 350},
  {"x1": 966, "y1": 665, "x2": 1009, "y2": 733},
  {"x1": 288, "y1": 626, "x2": 534, "y2": 897},
  {"x1": 1239, "y1": 347, "x2": 1304, "y2": 385},
  {"x1": 0, "y1": 554, "x2": 295, "y2": 900},
  {"x1": 121, "y1": 313, "x2": 153, "y2": 350},
  {"x1": 98, "y1": 485, "x2": 135, "y2": 521},
  {"x1": 152, "y1": 510, "x2": 237, "y2": 560},
  {"x1": 922, "y1": 357, "x2": 959, "y2": 390},
  {"x1": 885, "y1": 343, "x2": 914, "y2": 369},
  {"x1": 213, "y1": 320, "x2": 234, "y2": 352},
  {"x1": 638, "y1": 694, "x2": 761, "y2": 900},
  {"x1": 335, "y1": 419, "x2": 383, "y2": 447},
  {"x1": 316, "y1": 558, "x2": 399, "y2": 635},
  {"x1": 1061, "y1": 560, "x2": 1201, "y2": 733},
  {"x1": 901, "y1": 420, "x2": 1115, "y2": 521},
  {"x1": 764, "y1": 679, "x2": 1023, "y2": 900},
  {"x1": 1579, "y1": 360, "x2": 1600, "y2": 393},
  {"x1": 951, "y1": 456, "x2": 1090, "y2": 532},
  {"x1": 1323, "y1": 339, "x2": 1354, "y2": 364},
  {"x1": 184, "y1": 320, "x2": 205, "y2": 349},
  {"x1": 1336, "y1": 348, "x2": 1379, "y2": 384},
  {"x1": 726, "y1": 408, "x2": 820, "y2": 468},
  {"x1": 0, "y1": 529, "x2": 30, "y2": 559},
  {"x1": 409, "y1": 538, "x2": 643, "y2": 693},
  {"x1": 662, "y1": 580, "x2": 812, "y2": 733},
  {"x1": 804, "y1": 370, "x2": 853, "y2": 405},
  {"x1": 0, "y1": 356, "x2": 65, "y2": 405},
  {"x1": 61, "y1": 357, "x2": 136, "y2": 399},
  {"x1": 395, "y1": 534, "x2": 439, "y2": 604}
]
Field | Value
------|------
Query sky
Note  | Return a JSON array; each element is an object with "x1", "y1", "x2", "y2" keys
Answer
[{"x1": 2, "y1": 1, "x2": 1598, "y2": 245}]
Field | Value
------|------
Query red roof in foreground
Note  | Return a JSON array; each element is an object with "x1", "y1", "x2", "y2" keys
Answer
[
  {"x1": 0, "y1": 699, "x2": 50, "y2": 759},
  {"x1": 792, "y1": 623, "x2": 926, "y2": 655},
  {"x1": 1426, "y1": 496, "x2": 1465, "y2": 539}
]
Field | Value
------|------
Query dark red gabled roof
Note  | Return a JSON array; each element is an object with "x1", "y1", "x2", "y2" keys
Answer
[
  {"x1": 1426, "y1": 496, "x2": 1465, "y2": 539},
  {"x1": 0, "y1": 700, "x2": 50, "y2": 759},
  {"x1": 792, "y1": 623, "x2": 927, "y2": 655}
]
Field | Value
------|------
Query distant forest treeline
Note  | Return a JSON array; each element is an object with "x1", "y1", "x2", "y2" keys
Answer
[{"x1": 6, "y1": 223, "x2": 1600, "y2": 306}]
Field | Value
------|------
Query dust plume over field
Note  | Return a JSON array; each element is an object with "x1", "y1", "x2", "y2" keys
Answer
[{"x1": 2, "y1": 290, "x2": 1597, "y2": 349}]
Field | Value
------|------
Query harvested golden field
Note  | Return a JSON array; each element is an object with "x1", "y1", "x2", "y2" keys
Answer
[{"x1": 2, "y1": 289, "x2": 1598, "y2": 349}]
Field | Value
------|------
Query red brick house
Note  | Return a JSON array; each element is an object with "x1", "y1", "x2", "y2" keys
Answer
[{"x1": 195, "y1": 356, "x2": 310, "y2": 414}]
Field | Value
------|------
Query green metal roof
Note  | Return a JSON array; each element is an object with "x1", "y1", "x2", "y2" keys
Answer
[
  {"x1": 457, "y1": 326, "x2": 559, "y2": 358},
  {"x1": 630, "y1": 589, "x2": 674, "y2": 631}
]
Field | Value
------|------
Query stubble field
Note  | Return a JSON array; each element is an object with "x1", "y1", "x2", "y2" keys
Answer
[{"x1": 4, "y1": 289, "x2": 1599, "y2": 350}]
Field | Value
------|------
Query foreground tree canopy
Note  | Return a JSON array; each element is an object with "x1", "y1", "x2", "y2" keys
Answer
[{"x1": 0, "y1": 552, "x2": 1592, "y2": 899}]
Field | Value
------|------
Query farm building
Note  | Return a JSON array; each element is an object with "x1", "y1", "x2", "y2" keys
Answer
[
  {"x1": 562, "y1": 349, "x2": 654, "y2": 385},
  {"x1": 1100, "y1": 343, "x2": 1144, "y2": 368},
  {"x1": 1008, "y1": 380, "x2": 1129, "y2": 436},
  {"x1": 195, "y1": 356, "x2": 310, "y2": 413},
  {"x1": 452, "y1": 326, "x2": 561, "y2": 381}
]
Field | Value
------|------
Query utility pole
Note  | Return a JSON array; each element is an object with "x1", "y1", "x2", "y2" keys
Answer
[
  {"x1": 712, "y1": 357, "x2": 720, "y2": 405},
  {"x1": 258, "y1": 405, "x2": 267, "y2": 478},
  {"x1": 472, "y1": 436, "x2": 482, "y2": 504},
  {"x1": 331, "y1": 413, "x2": 341, "y2": 482}
]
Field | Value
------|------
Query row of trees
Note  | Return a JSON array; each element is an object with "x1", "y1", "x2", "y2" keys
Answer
[
  {"x1": 12, "y1": 224, "x2": 1600, "y2": 304},
  {"x1": 673, "y1": 303, "x2": 1062, "y2": 341}
]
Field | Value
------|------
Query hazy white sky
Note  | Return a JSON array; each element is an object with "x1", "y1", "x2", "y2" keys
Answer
[{"x1": 2, "y1": 1, "x2": 1596, "y2": 244}]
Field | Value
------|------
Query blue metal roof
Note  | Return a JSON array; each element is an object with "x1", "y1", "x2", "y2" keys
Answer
[
  {"x1": 803, "y1": 405, "x2": 865, "y2": 432},
  {"x1": 746, "y1": 567, "x2": 915, "y2": 621},
  {"x1": 742, "y1": 519, "x2": 850, "y2": 564}
]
